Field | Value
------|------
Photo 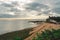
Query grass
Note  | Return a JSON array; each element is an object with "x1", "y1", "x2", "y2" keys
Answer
[{"x1": 32, "y1": 29, "x2": 60, "y2": 40}]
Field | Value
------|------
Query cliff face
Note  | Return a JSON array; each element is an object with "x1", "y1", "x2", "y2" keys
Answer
[{"x1": 25, "y1": 23, "x2": 60, "y2": 40}]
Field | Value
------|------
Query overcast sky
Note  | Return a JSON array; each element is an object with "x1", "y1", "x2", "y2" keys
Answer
[{"x1": 0, "y1": 0, "x2": 60, "y2": 18}]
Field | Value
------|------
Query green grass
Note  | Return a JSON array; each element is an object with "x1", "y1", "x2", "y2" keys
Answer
[
  {"x1": 13, "y1": 32, "x2": 23, "y2": 40},
  {"x1": 32, "y1": 29, "x2": 60, "y2": 40},
  {"x1": 13, "y1": 37, "x2": 23, "y2": 40}
]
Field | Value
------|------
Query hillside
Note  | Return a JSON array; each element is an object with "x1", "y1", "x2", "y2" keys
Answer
[
  {"x1": 25, "y1": 23, "x2": 60, "y2": 40},
  {"x1": 0, "y1": 22, "x2": 60, "y2": 40}
]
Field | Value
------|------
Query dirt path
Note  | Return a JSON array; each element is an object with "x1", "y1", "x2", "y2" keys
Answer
[{"x1": 25, "y1": 23, "x2": 60, "y2": 40}]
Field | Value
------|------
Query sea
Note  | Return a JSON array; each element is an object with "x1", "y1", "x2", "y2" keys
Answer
[{"x1": 0, "y1": 19, "x2": 38, "y2": 35}]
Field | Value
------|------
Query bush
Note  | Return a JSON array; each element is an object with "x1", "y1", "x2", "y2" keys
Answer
[
  {"x1": 32, "y1": 29, "x2": 60, "y2": 40},
  {"x1": 13, "y1": 32, "x2": 23, "y2": 40},
  {"x1": 13, "y1": 37, "x2": 23, "y2": 40}
]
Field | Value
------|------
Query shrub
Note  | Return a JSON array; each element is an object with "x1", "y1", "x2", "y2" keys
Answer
[
  {"x1": 32, "y1": 29, "x2": 60, "y2": 40},
  {"x1": 13, "y1": 37, "x2": 23, "y2": 40},
  {"x1": 13, "y1": 32, "x2": 23, "y2": 40}
]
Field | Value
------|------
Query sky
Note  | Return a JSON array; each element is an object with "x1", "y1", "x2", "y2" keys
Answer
[
  {"x1": 0, "y1": 0, "x2": 60, "y2": 18},
  {"x1": 0, "y1": 0, "x2": 60, "y2": 35}
]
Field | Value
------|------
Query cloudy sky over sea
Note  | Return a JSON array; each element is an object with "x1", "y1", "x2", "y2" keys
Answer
[
  {"x1": 0, "y1": 0, "x2": 60, "y2": 18},
  {"x1": 0, "y1": 0, "x2": 60, "y2": 35}
]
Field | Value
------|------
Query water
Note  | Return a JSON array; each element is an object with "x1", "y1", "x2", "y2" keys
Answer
[{"x1": 0, "y1": 19, "x2": 37, "y2": 35}]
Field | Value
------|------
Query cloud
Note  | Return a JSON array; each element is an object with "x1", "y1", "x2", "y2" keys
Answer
[
  {"x1": 32, "y1": 0, "x2": 60, "y2": 16},
  {"x1": 0, "y1": 14, "x2": 15, "y2": 18},
  {"x1": 51, "y1": 8, "x2": 60, "y2": 14},
  {"x1": 25, "y1": 2, "x2": 49, "y2": 11},
  {"x1": 24, "y1": 2, "x2": 50, "y2": 16},
  {"x1": 0, "y1": 1, "x2": 22, "y2": 17},
  {"x1": 1, "y1": 3, "x2": 13, "y2": 7},
  {"x1": 0, "y1": 0, "x2": 60, "y2": 18}
]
